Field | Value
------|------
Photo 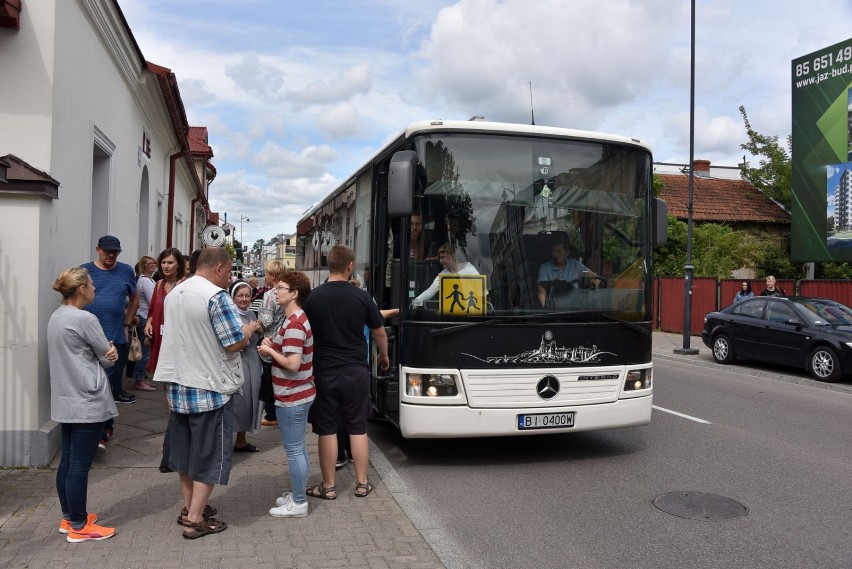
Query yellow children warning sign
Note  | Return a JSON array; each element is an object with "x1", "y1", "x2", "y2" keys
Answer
[{"x1": 439, "y1": 274, "x2": 487, "y2": 316}]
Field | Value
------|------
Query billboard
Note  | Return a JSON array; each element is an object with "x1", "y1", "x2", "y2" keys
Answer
[{"x1": 791, "y1": 37, "x2": 852, "y2": 261}]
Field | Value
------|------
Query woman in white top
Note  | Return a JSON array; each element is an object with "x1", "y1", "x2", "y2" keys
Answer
[{"x1": 412, "y1": 242, "x2": 479, "y2": 307}]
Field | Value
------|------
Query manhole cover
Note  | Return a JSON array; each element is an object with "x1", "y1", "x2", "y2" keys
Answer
[{"x1": 653, "y1": 491, "x2": 748, "y2": 521}]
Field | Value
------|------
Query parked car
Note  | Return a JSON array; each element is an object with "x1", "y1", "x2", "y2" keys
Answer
[{"x1": 701, "y1": 296, "x2": 852, "y2": 382}]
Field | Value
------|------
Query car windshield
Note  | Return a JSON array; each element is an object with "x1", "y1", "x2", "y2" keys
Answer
[
  {"x1": 794, "y1": 299, "x2": 852, "y2": 325},
  {"x1": 406, "y1": 133, "x2": 651, "y2": 320}
]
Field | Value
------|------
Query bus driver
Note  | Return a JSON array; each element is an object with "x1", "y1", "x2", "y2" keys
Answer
[{"x1": 537, "y1": 237, "x2": 596, "y2": 307}]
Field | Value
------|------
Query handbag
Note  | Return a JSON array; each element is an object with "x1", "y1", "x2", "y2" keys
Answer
[
  {"x1": 127, "y1": 325, "x2": 143, "y2": 362},
  {"x1": 258, "y1": 361, "x2": 275, "y2": 404}
]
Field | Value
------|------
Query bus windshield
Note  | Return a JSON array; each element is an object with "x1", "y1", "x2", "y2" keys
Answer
[{"x1": 407, "y1": 133, "x2": 651, "y2": 320}]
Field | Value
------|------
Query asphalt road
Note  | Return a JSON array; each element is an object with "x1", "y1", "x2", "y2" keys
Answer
[{"x1": 369, "y1": 357, "x2": 852, "y2": 569}]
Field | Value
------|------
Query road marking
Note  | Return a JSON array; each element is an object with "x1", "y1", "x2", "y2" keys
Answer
[{"x1": 652, "y1": 405, "x2": 711, "y2": 424}]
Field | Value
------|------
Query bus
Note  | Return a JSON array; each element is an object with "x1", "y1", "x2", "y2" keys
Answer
[{"x1": 296, "y1": 119, "x2": 667, "y2": 437}]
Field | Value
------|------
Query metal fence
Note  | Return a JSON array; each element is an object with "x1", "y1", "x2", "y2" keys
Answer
[{"x1": 654, "y1": 278, "x2": 852, "y2": 334}]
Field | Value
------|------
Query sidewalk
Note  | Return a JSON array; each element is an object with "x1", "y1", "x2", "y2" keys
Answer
[
  {"x1": 0, "y1": 382, "x2": 444, "y2": 569},
  {"x1": 0, "y1": 332, "x2": 705, "y2": 569}
]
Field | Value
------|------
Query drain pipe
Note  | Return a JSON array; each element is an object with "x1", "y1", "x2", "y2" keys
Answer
[{"x1": 167, "y1": 151, "x2": 181, "y2": 248}]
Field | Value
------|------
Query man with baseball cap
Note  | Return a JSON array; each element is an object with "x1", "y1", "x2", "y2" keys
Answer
[{"x1": 81, "y1": 235, "x2": 139, "y2": 450}]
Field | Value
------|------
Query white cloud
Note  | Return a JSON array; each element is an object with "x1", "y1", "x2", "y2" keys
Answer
[
  {"x1": 120, "y1": 0, "x2": 852, "y2": 245},
  {"x1": 225, "y1": 54, "x2": 287, "y2": 102},
  {"x1": 314, "y1": 103, "x2": 363, "y2": 139},
  {"x1": 253, "y1": 143, "x2": 338, "y2": 180},
  {"x1": 287, "y1": 64, "x2": 372, "y2": 107}
]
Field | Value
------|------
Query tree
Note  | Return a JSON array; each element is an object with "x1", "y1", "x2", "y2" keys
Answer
[
  {"x1": 233, "y1": 239, "x2": 243, "y2": 263},
  {"x1": 223, "y1": 242, "x2": 236, "y2": 262},
  {"x1": 738, "y1": 106, "x2": 792, "y2": 210},
  {"x1": 252, "y1": 239, "x2": 264, "y2": 255},
  {"x1": 654, "y1": 216, "x2": 804, "y2": 279}
]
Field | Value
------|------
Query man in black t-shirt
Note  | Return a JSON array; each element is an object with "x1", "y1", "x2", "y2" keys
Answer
[
  {"x1": 303, "y1": 245, "x2": 389, "y2": 499},
  {"x1": 759, "y1": 275, "x2": 786, "y2": 297}
]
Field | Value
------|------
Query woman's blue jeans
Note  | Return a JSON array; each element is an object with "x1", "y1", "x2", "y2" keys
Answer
[
  {"x1": 57, "y1": 422, "x2": 104, "y2": 529},
  {"x1": 275, "y1": 401, "x2": 312, "y2": 503}
]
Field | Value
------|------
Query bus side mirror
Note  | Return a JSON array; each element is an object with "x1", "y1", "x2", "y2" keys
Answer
[
  {"x1": 388, "y1": 150, "x2": 418, "y2": 218},
  {"x1": 653, "y1": 198, "x2": 668, "y2": 247}
]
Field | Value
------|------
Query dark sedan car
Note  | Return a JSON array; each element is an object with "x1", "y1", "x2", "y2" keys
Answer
[{"x1": 701, "y1": 296, "x2": 852, "y2": 382}]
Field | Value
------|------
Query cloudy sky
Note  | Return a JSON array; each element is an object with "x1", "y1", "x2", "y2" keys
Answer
[{"x1": 120, "y1": 0, "x2": 852, "y2": 247}]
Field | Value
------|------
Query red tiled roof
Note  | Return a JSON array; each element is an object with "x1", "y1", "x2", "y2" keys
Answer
[
  {"x1": 657, "y1": 173, "x2": 790, "y2": 224},
  {"x1": 188, "y1": 127, "x2": 213, "y2": 158}
]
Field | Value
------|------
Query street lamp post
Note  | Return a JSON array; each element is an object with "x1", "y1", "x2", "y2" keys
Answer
[
  {"x1": 675, "y1": 0, "x2": 699, "y2": 355},
  {"x1": 240, "y1": 215, "x2": 249, "y2": 264}
]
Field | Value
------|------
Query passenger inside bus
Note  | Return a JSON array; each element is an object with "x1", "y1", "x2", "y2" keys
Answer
[{"x1": 411, "y1": 242, "x2": 479, "y2": 307}]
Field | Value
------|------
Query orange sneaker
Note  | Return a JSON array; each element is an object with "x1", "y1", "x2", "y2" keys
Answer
[
  {"x1": 59, "y1": 513, "x2": 97, "y2": 534},
  {"x1": 66, "y1": 520, "x2": 115, "y2": 543}
]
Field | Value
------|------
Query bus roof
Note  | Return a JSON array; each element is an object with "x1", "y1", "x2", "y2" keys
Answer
[
  {"x1": 298, "y1": 119, "x2": 652, "y2": 225},
  {"x1": 402, "y1": 119, "x2": 652, "y2": 153}
]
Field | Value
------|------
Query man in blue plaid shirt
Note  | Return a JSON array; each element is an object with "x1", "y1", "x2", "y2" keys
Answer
[{"x1": 154, "y1": 247, "x2": 254, "y2": 539}]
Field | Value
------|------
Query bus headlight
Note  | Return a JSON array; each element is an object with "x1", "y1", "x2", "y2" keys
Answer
[
  {"x1": 624, "y1": 368, "x2": 651, "y2": 391},
  {"x1": 405, "y1": 373, "x2": 458, "y2": 397}
]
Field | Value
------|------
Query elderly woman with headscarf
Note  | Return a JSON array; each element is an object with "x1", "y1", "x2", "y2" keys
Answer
[{"x1": 230, "y1": 281, "x2": 264, "y2": 452}]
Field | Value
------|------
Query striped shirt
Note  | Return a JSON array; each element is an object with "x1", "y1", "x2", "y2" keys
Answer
[
  {"x1": 271, "y1": 309, "x2": 315, "y2": 407},
  {"x1": 166, "y1": 290, "x2": 243, "y2": 414}
]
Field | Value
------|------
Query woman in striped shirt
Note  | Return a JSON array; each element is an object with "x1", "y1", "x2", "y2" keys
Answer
[{"x1": 257, "y1": 270, "x2": 315, "y2": 518}]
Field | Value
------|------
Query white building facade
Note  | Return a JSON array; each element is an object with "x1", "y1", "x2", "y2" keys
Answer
[{"x1": 0, "y1": 0, "x2": 211, "y2": 465}]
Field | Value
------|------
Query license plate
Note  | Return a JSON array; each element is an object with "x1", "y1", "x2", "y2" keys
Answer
[{"x1": 517, "y1": 412, "x2": 575, "y2": 430}]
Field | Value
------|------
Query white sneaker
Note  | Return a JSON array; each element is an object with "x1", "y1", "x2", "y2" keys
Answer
[
  {"x1": 275, "y1": 492, "x2": 292, "y2": 507},
  {"x1": 269, "y1": 495, "x2": 308, "y2": 518}
]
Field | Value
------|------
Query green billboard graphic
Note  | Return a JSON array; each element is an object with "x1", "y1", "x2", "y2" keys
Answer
[{"x1": 791, "y1": 37, "x2": 852, "y2": 261}]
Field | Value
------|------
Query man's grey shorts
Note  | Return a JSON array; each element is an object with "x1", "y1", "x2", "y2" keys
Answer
[{"x1": 167, "y1": 398, "x2": 234, "y2": 485}]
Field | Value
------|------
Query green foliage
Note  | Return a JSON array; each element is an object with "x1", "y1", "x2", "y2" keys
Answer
[
  {"x1": 233, "y1": 239, "x2": 243, "y2": 263},
  {"x1": 654, "y1": 216, "x2": 803, "y2": 279},
  {"x1": 223, "y1": 242, "x2": 236, "y2": 261},
  {"x1": 652, "y1": 174, "x2": 664, "y2": 197},
  {"x1": 818, "y1": 262, "x2": 852, "y2": 279},
  {"x1": 653, "y1": 216, "x2": 688, "y2": 276},
  {"x1": 738, "y1": 106, "x2": 792, "y2": 210}
]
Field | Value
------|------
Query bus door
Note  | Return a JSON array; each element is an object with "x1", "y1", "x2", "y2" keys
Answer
[{"x1": 369, "y1": 159, "x2": 401, "y2": 423}]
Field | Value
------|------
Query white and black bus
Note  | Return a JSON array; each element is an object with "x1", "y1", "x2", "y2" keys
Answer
[{"x1": 296, "y1": 119, "x2": 666, "y2": 437}]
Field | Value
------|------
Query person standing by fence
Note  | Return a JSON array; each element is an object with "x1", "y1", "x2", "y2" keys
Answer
[
  {"x1": 759, "y1": 276, "x2": 786, "y2": 297},
  {"x1": 734, "y1": 281, "x2": 754, "y2": 303}
]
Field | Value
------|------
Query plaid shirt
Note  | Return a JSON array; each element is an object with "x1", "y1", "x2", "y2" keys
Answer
[{"x1": 166, "y1": 290, "x2": 244, "y2": 414}]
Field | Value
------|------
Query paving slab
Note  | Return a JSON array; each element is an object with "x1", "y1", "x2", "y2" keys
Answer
[{"x1": 0, "y1": 380, "x2": 444, "y2": 569}]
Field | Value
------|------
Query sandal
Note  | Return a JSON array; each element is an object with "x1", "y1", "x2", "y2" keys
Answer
[
  {"x1": 176, "y1": 504, "x2": 217, "y2": 525},
  {"x1": 354, "y1": 481, "x2": 374, "y2": 497},
  {"x1": 305, "y1": 483, "x2": 337, "y2": 500},
  {"x1": 133, "y1": 381, "x2": 156, "y2": 391},
  {"x1": 233, "y1": 443, "x2": 259, "y2": 453},
  {"x1": 181, "y1": 516, "x2": 227, "y2": 539}
]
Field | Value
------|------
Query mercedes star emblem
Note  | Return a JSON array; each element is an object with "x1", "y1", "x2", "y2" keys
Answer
[{"x1": 536, "y1": 375, "x2": 560, "y2": 400}]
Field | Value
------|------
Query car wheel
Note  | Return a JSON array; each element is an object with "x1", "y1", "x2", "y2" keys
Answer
[
  {"x1": 809, "y1": 346, "x2": 842, "y2": 382},
  {"x1": 712, "y1": 334, "x2": 735, "y2": 364}
]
